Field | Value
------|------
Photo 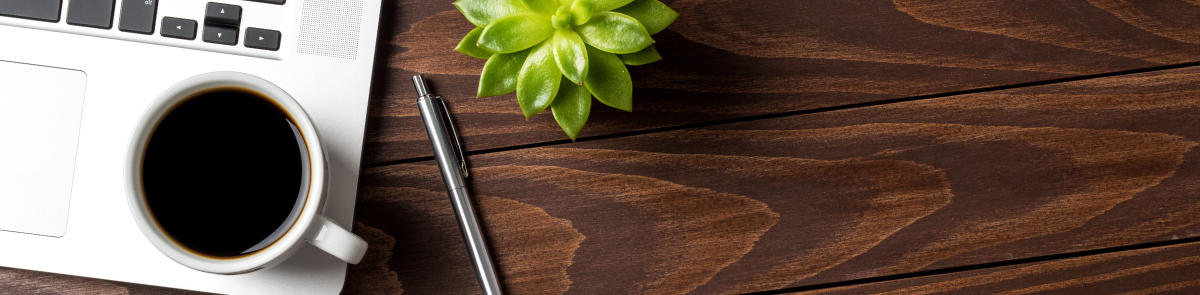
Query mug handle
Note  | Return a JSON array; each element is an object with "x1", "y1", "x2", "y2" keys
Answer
[{"x1": 306, "y1": 215, "x2": 368, "y2": 264}]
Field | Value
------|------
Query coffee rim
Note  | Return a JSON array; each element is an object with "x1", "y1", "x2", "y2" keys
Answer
[
  {"x1": 125, "y1": 72, "x2": 330, "y2": 274},
  {"x1": 139, "y1": 86, "x2": 312, "y2": 261}
]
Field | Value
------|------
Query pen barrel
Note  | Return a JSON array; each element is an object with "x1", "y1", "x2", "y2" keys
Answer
[
  {"x1": 417, "y1": 96, "x2": 465, "y2": 189},
  {"x1": 416, "y1": 95, "x2": 504, "y2": 295},
  {"x1": 451, "y1": 186, "x2": 504, "y2": 295}
]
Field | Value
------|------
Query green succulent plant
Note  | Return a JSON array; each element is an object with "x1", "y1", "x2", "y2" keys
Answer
[{"x1": 453, "y1": 0, "x2": 679, "y2": 139}]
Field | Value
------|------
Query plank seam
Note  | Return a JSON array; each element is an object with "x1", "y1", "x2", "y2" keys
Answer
[
  {"x1": 742, "y1": 236, "x2": 1200, "y2": 295},
  {"x1": 364, "y1": 60, "x2": 1200, "y2": 168}
]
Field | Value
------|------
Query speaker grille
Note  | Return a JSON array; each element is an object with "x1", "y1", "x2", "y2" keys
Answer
[{"x1": 297, "y1": 0, "x2": 363, "y2": 60}]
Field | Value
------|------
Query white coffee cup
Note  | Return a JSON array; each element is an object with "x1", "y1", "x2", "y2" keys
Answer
[{"x1": 124, "y1": 72, "x2": 367, "y2": 274}]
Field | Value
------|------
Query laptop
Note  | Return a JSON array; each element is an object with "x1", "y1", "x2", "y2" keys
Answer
[{"x1": 0, "y1": 0, "x2": 383, "y2": 293}]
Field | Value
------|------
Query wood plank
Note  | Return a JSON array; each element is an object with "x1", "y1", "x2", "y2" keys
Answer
[
  {"x1": 796, "y1": 241, "x2": 1200, "y2": 295},
  {"x1": 0, "y1": 267, "x2": 213, "y2": 294},
  {"x1": 365, "y1": 0, "x2": 1200, "y2": 163},
  {"x1": 354, "y1": 65, "x2": 1200, "y2": 294}
]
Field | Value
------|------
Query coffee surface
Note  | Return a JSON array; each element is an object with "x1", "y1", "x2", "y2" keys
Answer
[{"x1": 143, "y1": 89, "x2": 306, "y2": 257}]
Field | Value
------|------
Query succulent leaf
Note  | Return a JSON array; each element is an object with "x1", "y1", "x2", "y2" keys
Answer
[
  {"x1": 551, "y1": 30, "x2": 588, "y2": 84},
  {"x1": 478, "y1": 49, "x2": 531, "y2": 97},
  {"x1": 522, "y1": 0, "x2": 561, "y2": 16},
  {"x1": 551, "y1": 80, "x2": 591, "y2": 140},
  {"x1": 551, "y1": 7, "x2": 572, "y2": 29},
  {"x1": 617, "y1": 45, "x2": 661, "y2": 65},
  {"x1": 612, "y1": 0, "x2": 677, "y2": 35},
  {"x1": 517, "y1": 42, "x2": 563, "y2": 118},
  {"x1": 584, "y1": 45, "x2": 632, "y2": 111},
  {"x1": 576, "y1": 12, "x2": 653, "y2": 54},
  {"x1": 479, "y1": 13, "x2": 555, "y2": 54},
  {"x1": 570, "y1": 0, "x2": 595, "y2": 25},
  {"x1": 454, "y1": 0, "x2": 530, "y2": 27},
  {"x1": 594, "y1": 0, "x2": 635, "y2": 11},
  {"x1": 551, "y1": 14, "x2": 570, "y2": 30},
  {"x1": 455, "y1": 27, "x2": 494, "y2": 59}
]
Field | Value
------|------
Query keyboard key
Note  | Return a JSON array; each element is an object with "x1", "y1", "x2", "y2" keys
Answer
[
  {"x1": 244, "y1": 28, "x2": 280, "y2": 51},
  {"x1": 0, "y1": 0, "x2": 62, "y2": 22},
  {"x1": 67, "y1": 0, "x2": 114, "y2": 29},
  {"x1": 204, "y1": 3, "x2": 240, "y2": 27},
  {"x1": 160, "y1": 17, "x2": 196, "y2": 40},
  {"x1": 202, "y1": 25, "x2": 238, "y2": 45},
  {"x1": 247, "y1": 0, "x2": 285, "y2": 4},
  {"x1": 118, "y1": 0, "x2": 158, "y2": 34}
]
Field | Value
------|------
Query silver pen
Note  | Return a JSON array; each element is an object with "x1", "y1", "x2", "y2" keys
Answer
[{"x1": 412, "y1": 75, "x2": 503, "y2": 295}]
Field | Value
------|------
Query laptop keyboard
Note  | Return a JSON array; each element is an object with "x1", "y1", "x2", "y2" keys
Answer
[{"x1": 0, "y1": 0, "x2": 283, "y2": 54}]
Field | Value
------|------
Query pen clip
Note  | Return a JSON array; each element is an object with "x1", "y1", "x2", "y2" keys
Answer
[{"x1": 436, "y1": 96, "x2": 469, "y2": 178}]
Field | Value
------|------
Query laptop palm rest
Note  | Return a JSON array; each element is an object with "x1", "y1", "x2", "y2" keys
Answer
[{"x1": 0, "y1": 61, "x2": 86, "y2": 237}]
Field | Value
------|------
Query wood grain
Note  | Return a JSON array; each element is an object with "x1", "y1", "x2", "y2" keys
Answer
[
  {"x1": 364, "y1": 0, "x2": 1200, "y2": 163},
  {"x1": 350, "y1": 65, "x2": 1200, "y2": 294},
  {"x1": 799, "y1": 241, "x2": 1200, "y2": 295},
  {"x1": 0, "y1": 267, "x2": 212, "y2": 295},
  {"x1": 344, "y1": 222, "x2": 404, "y2": 294}
]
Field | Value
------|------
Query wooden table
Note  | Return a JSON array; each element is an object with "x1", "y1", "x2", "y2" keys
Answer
[{"x1": 12, "y1": 0, "x2": 1200, "y2": 294}]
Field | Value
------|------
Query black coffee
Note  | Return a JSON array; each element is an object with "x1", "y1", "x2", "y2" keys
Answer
[{"x1": 142, "y1": 88, "x2": 307, "y2": 258}]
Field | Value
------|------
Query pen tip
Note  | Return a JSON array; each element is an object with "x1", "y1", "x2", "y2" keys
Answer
[{"x1": 412, "y1": 75, "x2": 430, "y2": 96}]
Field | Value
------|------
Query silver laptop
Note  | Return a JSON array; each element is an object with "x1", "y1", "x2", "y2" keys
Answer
[{"x1": 0, "y1": 0, "x2": 383, "y2": 293}]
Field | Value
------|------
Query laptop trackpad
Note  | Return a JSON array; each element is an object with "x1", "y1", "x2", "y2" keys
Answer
[{"x1": 0, "y1": 61, "x2": 86, "y2": 237}]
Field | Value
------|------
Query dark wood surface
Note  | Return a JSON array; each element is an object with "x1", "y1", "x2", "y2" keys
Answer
[
  {"x1": 10, "y1": 0, "x2": 1200, "y2": 294},
  {"x1": 797, "y1": 241, "x2": 1200, "y2": 295},
  {"x1": 365, "y1": 0, "x2": 1200, "y2": 164},
  {"x1": 351, "y1": 66, "x2": 1200, "y2": 294}
]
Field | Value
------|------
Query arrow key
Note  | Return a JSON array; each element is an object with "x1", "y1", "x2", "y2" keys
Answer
[
  {"x1": 160, "y1": 17, "x2": 197, "y2": 40},
  {"x1": 244, "y1": 28, "x2": 281, "y2": 51},
  {"x1": 204, "y1": 3, "x2": 241, "y2": 26},
  {"x1": 202, "y1": 25, "x2": 238, "y2": 45}
]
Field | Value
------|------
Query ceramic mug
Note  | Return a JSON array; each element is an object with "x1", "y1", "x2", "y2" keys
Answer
[{"x1": 124, "y1": 72, "x2": 367, "y2": 274}]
